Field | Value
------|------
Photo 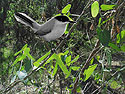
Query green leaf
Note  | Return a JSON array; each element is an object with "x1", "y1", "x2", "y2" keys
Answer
[
  {"x1": 56, "y1": 54, "x2": 70, "y2": 78},
  {"x1": 110, "y1": 81, "x2": 120, "y2": 89},
  {"x1": 23, "y1": 48, "x2": 30, "y2": 56},
  {"x1": 33, "y1": 51, "x2": 51, "y2": 67},
  {"x1": 70, "y1": 55, "x2": 79, "y2": 64},
  {"x1": 90, "y1": 58, "x2": 94, "y2": 64},
  {"x1": 96, "y1": 27, "x2": 110, "y2": 46},
  {"x1": 108, "y1": 43, "x2": 121, "y2": 51},
  {"x1": 64, "y1": 50, "x2": 69, "y2": 55},
  {"x1": 52, "y1": 63, "x2": 58, "y2": 76},
  {"x1": 62, "y1": 4, "x2": 71, "y2": 14},
  {"x1": 117, "y1": 33, "x2": 120, "y2": 43},
  {"x1": 43, "y1": 53, "x2": 56, "y2": 66},
  {"x1": 84, "y1": 64, "x2": 98, "y2": 81},
  {"x1": 66, "y1": 55, "x2": 71, "y2": 64},
  {"x1": 120, "y1": 44, "x2": 125, "y2": 52},
  {"x1": 98, "y1": 17, "x2": 102, "y2": 27},
  {"x1": 91, "y1": 1, "x2": 99, "y2": 17},
  {"x1": 25, "y1": 60, "x2": 32, "y2": 72},
  {"x1": 121, "y1": 30, "x2": 125, "y2": 39},
  {"x1": 96, "y1": 56, "x2": 100, "y2": 61},
  {"x1": 14, "y1": 44, "x2": 28, "y2": 56},
  {"x1": 71, "y1": 66, "x2": 80, "y2": 71},
  {"x1": 12, "y1": 54, "x2": 26, "y2": 66},
  {"x1": 27, "y1": 53, "x2": 35, "y2": 61},
  {"x1": 117, "y1": 30, "x2": 125, "y2": 43},
  {"x1": 100, "y1": 15, "x2": 114, "y2": 26},
  {"x1": 101, "y1": 4, "x2": 116, "y2": 11}
]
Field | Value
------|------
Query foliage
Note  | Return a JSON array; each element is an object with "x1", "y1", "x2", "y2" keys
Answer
[{"x1": 0, "y1": 0, "x2": 124, "y2": 94}]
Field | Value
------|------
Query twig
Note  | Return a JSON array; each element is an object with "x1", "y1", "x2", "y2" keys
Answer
[
  {"x1": 71, "y1": 40, "x2": 104, "y2": 93},
  {"x1": 82, "y1": 82, "x2": 90, "y2": 93},
  {"x1": 3, "y1": 52, "x2": 52, "y2": 93},
  {"x1": 3, "y1": 0, "x2": 92, "y2": 93},
  {"x1": 55, "y1": 0, "x2": 91, "y2": 51},
  {"x1": 91, "y1": 86, "x2": 101, "y2": 94}
]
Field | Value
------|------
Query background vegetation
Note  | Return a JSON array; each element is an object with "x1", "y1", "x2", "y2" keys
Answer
[{"x1": 0, "y1": 0, "x2": 124, "y2": 94}]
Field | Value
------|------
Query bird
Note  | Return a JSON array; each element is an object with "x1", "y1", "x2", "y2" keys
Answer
[{"x1": 14, "y1": 12, "x2": 75, "y2": 41}]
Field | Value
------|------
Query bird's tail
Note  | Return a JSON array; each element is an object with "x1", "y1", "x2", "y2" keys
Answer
[{"x1": 14, "y1": 12, "x2": 40, "y2": 31}]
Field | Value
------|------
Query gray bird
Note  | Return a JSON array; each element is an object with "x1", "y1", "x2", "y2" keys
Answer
[{"x1": 14, "y1": 12, "x2": 75, "y2": 41}]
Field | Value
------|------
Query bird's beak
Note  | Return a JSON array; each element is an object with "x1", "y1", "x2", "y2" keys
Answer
[{"x1": 69, "y1": 20, "x2": 76, "y2": 23}]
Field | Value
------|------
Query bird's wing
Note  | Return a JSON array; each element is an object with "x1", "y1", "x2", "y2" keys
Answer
[{"x1": 35, "y1": 18, "x2": 55, "y2": 36}]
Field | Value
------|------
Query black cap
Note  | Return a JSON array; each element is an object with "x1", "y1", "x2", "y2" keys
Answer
[{"x1": 55, "y1": 15, "x2": 76, "y2": 23}]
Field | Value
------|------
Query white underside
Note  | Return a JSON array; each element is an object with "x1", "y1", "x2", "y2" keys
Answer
[{"x1": 43, "y1": 21, "x2": 67, "y2": 41}]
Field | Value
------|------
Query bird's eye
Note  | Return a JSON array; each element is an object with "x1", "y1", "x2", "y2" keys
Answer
[{"x1": 55, "y1": 16, "x2": 69, "y2": 22}]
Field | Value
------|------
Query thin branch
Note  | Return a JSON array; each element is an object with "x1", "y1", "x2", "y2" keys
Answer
[
  {"x1": 3, "y1": 0, "x2": 91, "y2": 93},
  {"x1": 55, "y1": 0, "x2": 91, "y2": 51},
  {"x1": 3, "y1": 52, "x2": 52, "y2": 93},
  {"x1": 71, "y1": 40, "x2": 104, "y2": 93}
]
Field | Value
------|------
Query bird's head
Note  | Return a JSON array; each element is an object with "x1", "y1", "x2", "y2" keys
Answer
[{"x1": 54, "y1": 15, "x2": 75, "y2": 24}]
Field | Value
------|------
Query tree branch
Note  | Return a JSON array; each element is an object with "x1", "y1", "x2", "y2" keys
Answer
[{"x1": 72, "y1": 40, "x2": 104, "y2": 93}]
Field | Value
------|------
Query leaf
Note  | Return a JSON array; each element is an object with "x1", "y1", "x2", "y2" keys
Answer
[
  {"x1": 100, "y1": 15, "x2": 114, "y2": 26},
  {"x1": 17, "y1": 70, "x2": 27, "y2": 80},
  {"x1": 101, "y1": 4, "x2": 116, "y2": 11},
  {"x1": 98, "y1": 17, "x2": 102, "y2": 26},
  {"x1": 108, "y1": 43, "x2": 121, "y2": 51},
  {"x1": 33, "y1": 51, "x2": 51, "y2": 67},
  {"x1": 61, "y1": 55, "x2": 67, "y2": 63},
  {"x1": 110, "y1": 81, "x2": 120, "y2": 89},
  {"x1": 43, "y1": 53, "x2": 56, "y2": 66},
  {"x1": 25, "y1": 60, "x2": 32, "y2": 72},
  {"x1": 117, "y1": 30, "x2": 125, "y2": 43},
  {"x1": 70, "y1": 55, "x2": 79, "y2": 65},
  {"x1": 64, "y1": 50, "x2": 69, "y2": 55},
  {"x1": 56, "y1": 54, "x2": 70, "y2": 78},
  {"x1": 91, "y1": 1, "x2": 99, "y2": 17},
  {"x1": 120, "y1": 67, "x2": 125, "y2": 71},
  {"x1": 71, "y1": 66, "x2": 80, "y2": 71},
  {"x1": 14, "y1": 44, "x2": 28, "y2": 56},
  {"x1": 27, "y1": 53, "x2": 35, "y2": 61},
  {"x1": 52, "y1": 63, "x2": 58, "y2": 76},
  {"x1": 66, "y1": 55, "x2": 71, "y2": 64},
  {"x1": 10, "y1": 75, "x2": 16, "y2": 84},
  {"x1": 90, "y1": 58, "x2": 94, "y2": 64},
  {"x1": 62, "y1": 4, "x2": 71, "y2": 14},
  {"x1": 121, "y1": 30, "x2": 125, "y2": 39},
  {"x1": 120, "y1": 44, "x2": 125, "y2": 52},
  {"x1": 96, "y1": 56, "x2": 100, "y2": 61},
  {"x1": 17, "y1": 70, "x2": 28, "y2": 84},
  {"x1": 23, "y1": 48, "x2": 30, "y2": 56},
  {"x1": 96, "y1": 27, "x2": 110, "y2": 46},
  {"x1": 84, "y1": 64, "x2": 98, "y2": 81},
  {"x1": 12, "y1": 54, "x2": 26, "y2": 66},
  {"x1": 105, "y1": 48, "x2": 112, "y2": 67}
]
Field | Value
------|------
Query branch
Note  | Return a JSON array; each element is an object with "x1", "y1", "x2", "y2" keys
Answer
[
  {"x1": 72, "y1": 40, "x2": 104, "y2": 93},
  {"x1": 55, "y1": 0, "x2": 91, "y2": 51},
  {"x1": 3, "y1": 0, "x2": 92, "y2": 93},
  {"x1": 3, "y1": 52, "x2": 52, "y2": 93}
]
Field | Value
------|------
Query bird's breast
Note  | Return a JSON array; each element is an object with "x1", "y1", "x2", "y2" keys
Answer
[{"x1": 43, "y1": 24, "x2": 67, "y2": 41}]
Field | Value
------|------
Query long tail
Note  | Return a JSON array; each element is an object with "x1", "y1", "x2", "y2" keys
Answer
[{"x1": 14, "y1": 12, "x2": 40, "y2": 31}]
